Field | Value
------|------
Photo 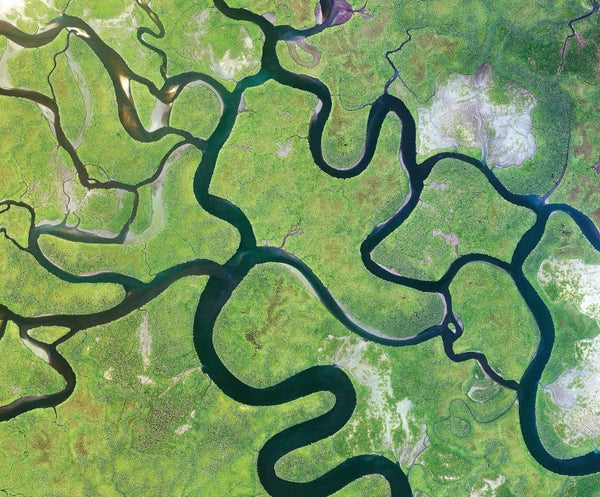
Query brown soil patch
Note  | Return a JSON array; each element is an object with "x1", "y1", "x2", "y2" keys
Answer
[{"x1": 573, "y1": 123, "x2": 593, "y2": 161}]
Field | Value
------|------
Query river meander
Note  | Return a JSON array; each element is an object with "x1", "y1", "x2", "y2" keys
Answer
[{"x1": 1, "y1": 1, "x2": 600, "y2": 495}]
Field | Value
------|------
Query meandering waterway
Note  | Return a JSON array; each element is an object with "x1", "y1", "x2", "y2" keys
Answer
[{"x1": 0, "y1": 1, "x2": 599, "y2": 495}]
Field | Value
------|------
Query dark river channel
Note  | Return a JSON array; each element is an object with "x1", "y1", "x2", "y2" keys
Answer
[{"x1": 1, "y1": 1, "x2": 599, "y2": 495}]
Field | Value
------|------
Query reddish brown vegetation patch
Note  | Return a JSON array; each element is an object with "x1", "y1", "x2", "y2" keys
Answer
[{"x1": 573, "y1": 123, "x2": 594, "y2": 161}]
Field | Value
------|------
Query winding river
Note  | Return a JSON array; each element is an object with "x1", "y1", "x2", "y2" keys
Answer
[{"x1": 1, "y1": 0, "x2": 600, "y2": 495}]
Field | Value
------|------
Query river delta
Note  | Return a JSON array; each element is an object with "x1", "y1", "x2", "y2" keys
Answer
[{"x1": 1, "y1": 1, "x2": 600, "y2": 496}]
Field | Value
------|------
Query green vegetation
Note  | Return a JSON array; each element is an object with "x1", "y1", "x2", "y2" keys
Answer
[
  {"x1": 562, "y1": 474, "x2": 600, "y2": 497},
  {"x1": 0, "y1": 322, "x2": 64, "y2": 406},
  {"x1": 38, "y1": 146, "x2": 238, "y2": 279},
  {"x1": 214, "y1": 263, "x2": 345, "y2": 386},
  {"x1": 525, "y1": 212, "x2": 600, "y2": 380},
  {"x1": 169, "y1": 83, "x2": 222, "y2": 140},
  {"x1": 28, "y1": 326, "x2": 69, "y2": 344},
  {"x1": 68, "y1": 35, "x2": 180, "y2": 186},
  {"x1": 0, "y1": 276, "x2": 338, "y2": 496},
  {"x1": 373, "y1": 159, "x2": 537, "y2": 281},
  {"x1": 216, "y1": 263, "x2": 564, "y2": 496},
  {"x1": 523, "y1": 212, "x2": 600, "y2": 461},
  {"x1": 144, "y1": 0, "x2": 265, "y2": 90},
  {"x1": 7, "y1": 34, "x2": 69, "y2": 94},
  {"x1": 1, "y1": 0, "x2": 599, "y2": 496},
  {"x1": 0, "y1": 238, "x2": 124, "y2": 316},
  {"x1": 273, "y1": 0, "x2": 583, "y2": 195},
  {"x1": 451, "y1": 262, "x2": 539, "y2": 382},
  {"x1": 228, "y1": 0, "x2": 316, "y2": 28},
  {"x1": 211, "y1": 80, "x2": 444, "y2": 337},
  {"x1": 0, "y1": 96, "x2": 67, "y2": 224}
]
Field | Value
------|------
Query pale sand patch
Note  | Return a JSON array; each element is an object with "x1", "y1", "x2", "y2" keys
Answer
[
  {"x1": 262, "y1": 12, "x2": 276, "y2": 24},
  {"x1": 470, "y1": 474, "x2": 506, "y2": 497},
  {"x1": 243, "y1": 35, "x2": 253, "y2": 49},
  {"x1": 332, "y1": 336, "x2": 428, "y2": 466},
  {"x1": 276, "y1": 138, "x2": 293, "y2": 158},
  {"x1": 209, "y1": 27, "x2": 259, "y2": 80},
  {"x1": 538, "y1": 258, "x2": 600, "y2": 322},
  {"x1": 544, "y1": 334, "x2": 600, "y2": 444},
  {"x1": 118, "y1": 74, "x2": 131, "y2": 99},
  {"x1": 137, "y1": 375, "x2": 154, "y2": 385},
  {"x1": 417, "y1": 65, "x2": 536, "y2": 167},
  {"x1": 0, "y1": 0, "x2": 26, "y2": 19},
  {"x1": 210, "y1": 49, "x2": 257, "y2": 80},
  {"x1": 139, "y1": 312, "x2": 151, "y2": 370},
  {"x1": 38, "y1": 21, "x2": 60, "y2": 33},
  {"x1": 0, "y1": 0, "x2": 60, "y2": 25},
  {"x1": 0, "y1": 40, "x2": 24, "y2": 87},
  {"x1": 21, "y1": 334, "x2": 50, "y2": 363},
  {"x1": 175, "y1": 424, "x2": 191, "y2": 435},
  {"x1": 538, "y1": 257, "x2": 600, "y2": 445},
  {"x1": 148, "y1": 98, "x2": 172, "y2": 132},
  {"x1": 432, "y1": 228, "x2": 460, "y2": 249},
  {"x1": 194, "y1": 9, "x2": 211, "y2": 33},
  {"x1": 66, "y1": 27, "x2": 90, "y2": 39}
]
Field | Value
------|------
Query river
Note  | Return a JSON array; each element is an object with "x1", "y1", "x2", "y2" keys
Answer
[{"x1": 0, "y1": 1, "x2": 599, "y2": 495}]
